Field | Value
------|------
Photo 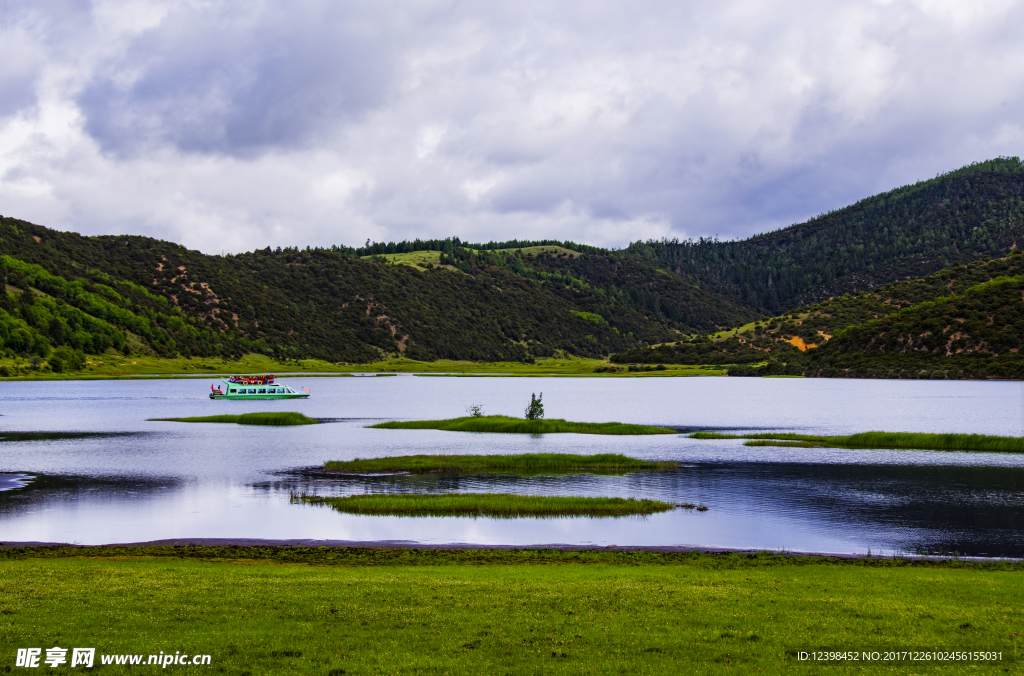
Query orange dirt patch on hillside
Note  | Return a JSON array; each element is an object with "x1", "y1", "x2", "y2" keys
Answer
[{"x1": 787, "y1": 336, "x2": 818, "y2": 352}]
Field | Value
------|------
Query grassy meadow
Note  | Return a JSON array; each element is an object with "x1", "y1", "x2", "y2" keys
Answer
[
  {"x1": 369, "y1": 415, "x2": 677, "y2": 435},
  {"x1": 360, "y1": 249, "x2": 448, "y2": 269},
  {"x1": 691, "y1": 431, "x2": 1024, "y2": 453},
  {"x1": 293, "y1": 493, "x2": 676, "y2": 517},
  {"x1": 323, "y1": 453, "x2": 676, "y2": 473},
  {"x1": 494, "y1": 245, "x2": 583, "y2": 258},
  {"x1": 361, "y1": 245, "x2": 582, "y2": 272},
  {"x1": 0, "y1": 547, "x2": 1021, "y2": 674},
  {"x1": 0, "y1": 352, "x2": 344, "y2": 379},
  {"x1": 0, "y1": 351, "x2": 728, "y2": 380},
  {"x1": 150, "y1": 412, "x2": 319, "y2": 426}
]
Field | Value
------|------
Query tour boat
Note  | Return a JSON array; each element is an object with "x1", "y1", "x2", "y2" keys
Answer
[{"x1": 209, "y1": 375, "x2": 310, "y2": 400}]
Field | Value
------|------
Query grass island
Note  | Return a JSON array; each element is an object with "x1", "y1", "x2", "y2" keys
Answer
[
  {"x1": 149, "y1": 412, "x2": 319, "y2": 426},
  {"x1": 368, "y1": 415, "x2": 676, "y2": 435},
  {"x1": 323, "y1": 452, "x2": 677, "y2": 474},
  {"x1": 292, "y1": 492, "x2": 677, "y2": 517},
  {"x1": 690, "y1": 430, "x2": 1024, "y2": 453}
]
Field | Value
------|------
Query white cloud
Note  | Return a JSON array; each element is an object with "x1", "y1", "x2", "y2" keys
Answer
[{"x1": 0, "y1": 0, "x2": 1022, "y2": 253}]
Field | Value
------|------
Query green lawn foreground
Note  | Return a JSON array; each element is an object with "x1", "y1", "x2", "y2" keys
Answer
[{"x1": 1, "y1": 548, "x2": 1022, "y2": 675}]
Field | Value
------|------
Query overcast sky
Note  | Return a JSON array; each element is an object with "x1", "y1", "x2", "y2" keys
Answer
[{"x1": 0, "y1": 0, "x2": 1022, "y2": 254}]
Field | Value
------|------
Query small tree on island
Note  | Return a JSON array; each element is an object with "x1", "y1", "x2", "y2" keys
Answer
[
  {"x1": 466, "y1": 403, "x2": 485, "y2": 417},
  {"x1": 525, "y1": 392, "x2": 544, "y2": 420}
]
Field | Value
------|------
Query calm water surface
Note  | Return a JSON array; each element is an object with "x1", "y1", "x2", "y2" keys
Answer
[{"x1": 1, "y1": 376, "x2": 1023, "y2": 556}]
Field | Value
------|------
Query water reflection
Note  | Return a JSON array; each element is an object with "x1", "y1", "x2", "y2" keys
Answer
[
  {"x1": 0, "y1": 376, "x2": 1023, "y2": 555},
  {"x1": 0, "y1": 473, "x2": 181, "y2": 513},
  {"x1": 0, "y1": 473, "x2": 32, "y2": 492},
  {"x1": 0, "y1": 431, "x2": 151, "y2": 443},
  {"x1": 263, "y1": 461, "x2": 1024, "y2": 557}
]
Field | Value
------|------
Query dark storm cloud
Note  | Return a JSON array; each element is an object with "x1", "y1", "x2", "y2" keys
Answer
[
  {"x1": 1, "y1": 0, "x2": 1024, "y2": 253},
  {"x1": 77, "y1": 1, "x2": 399, "y2": 156}
]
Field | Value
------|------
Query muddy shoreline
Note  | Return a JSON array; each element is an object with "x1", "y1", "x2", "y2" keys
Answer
[{"x1": 0, "y1": 538, "x2": 1015, "y2": 562}]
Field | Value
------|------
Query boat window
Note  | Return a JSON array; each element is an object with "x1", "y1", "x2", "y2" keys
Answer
[
  {"x1": 258, "y1": 388, "x2": 266, "y2": 394},
  {"x1": 248, "y1": 388, "x2": 256, "y2": 394},
  {"x1": 229, "y1": 389, "x2": 236, "y2": 393}
]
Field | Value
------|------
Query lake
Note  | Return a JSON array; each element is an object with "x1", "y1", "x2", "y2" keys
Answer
[{"x1": 1, "y1": 375, "x2": 1023, "y2": 557}]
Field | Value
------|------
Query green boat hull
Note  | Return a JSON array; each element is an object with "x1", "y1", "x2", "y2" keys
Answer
[
  {"x1": 210, "y1": 376, "x2": 310, "y2": 399},
  {"x1": 210, "y1": 392, "x2": 309, "y2": 400}
]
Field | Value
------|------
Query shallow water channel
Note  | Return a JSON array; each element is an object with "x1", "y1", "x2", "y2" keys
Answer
[{"x1": 1, "y1": 375, "x2": 1023, "y2": 557}]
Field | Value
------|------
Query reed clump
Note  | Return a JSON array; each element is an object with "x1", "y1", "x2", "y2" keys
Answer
[
  {"x1": 369, "y1": 415, "x2": 676, "y2": 435},
  {"x1": 292, "y1": 492, "x2": 675, "y2": 517},
  {"x1": 150, "y1": 412, "x2": 319, "y2": 426},
  {"x1": 743, "y1": 440, "x2": 815, "y2": 448},
  {"x1": 323, "y1": 453, "x2": 677, "y2": 474},
  {"x1": 690, "y1": 430, "x2": 1024, "y2": 453}
]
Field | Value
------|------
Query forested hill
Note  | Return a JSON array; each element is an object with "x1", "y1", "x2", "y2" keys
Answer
[
  {"x1": 612, "y1": 252, "x2": 1024, "y2": 379},
  {"x1": 3, "y1": 156, "x2": 1024, "y2": 371},
  {"x1": 626, "y1": 157, "x2": 1024, "y2": 313},
  {"x1": 0, "y1": 217, "x2": 754, "y2": 365}
]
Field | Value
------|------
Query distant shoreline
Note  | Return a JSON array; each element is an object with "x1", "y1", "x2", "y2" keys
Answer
[
  {"x1": 0, "y1": 353, "x2": 727, "y2": 380},
  {"x1": 3, "y1": 351, "x2": 1022, "y2": 381},
  {"x1": 0, "y1": 370, "x2": 723, "y2": 381}
]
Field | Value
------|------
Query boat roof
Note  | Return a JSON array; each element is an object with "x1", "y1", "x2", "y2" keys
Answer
[{"x1": 221, "y1": 377, "x2": 280, "y2": 382}]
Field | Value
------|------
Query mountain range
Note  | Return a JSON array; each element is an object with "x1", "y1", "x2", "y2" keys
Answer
[{"x1": 1, "y1": 156, "x2": 1023, "y2": 377}]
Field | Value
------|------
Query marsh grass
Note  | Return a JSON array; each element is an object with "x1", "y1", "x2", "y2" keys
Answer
[
  {"x1": 742, "y1": 440, "x2": 815, "y2": 448},
  {"x1": 323, "y1": 452, "x2": 677, "y2": 474},
  {"x1": 690, "y1": 430, "x2": 1024, "y2": 453},
  {"x1": 292, "y1": 492, "x2": 675, "y2": 517},
  {"x1": 150, "y1": 412, "x2": 319, "y2": 426},
  {"x1": 370, "y1": 415, "x2": 676, "y2": 435}
]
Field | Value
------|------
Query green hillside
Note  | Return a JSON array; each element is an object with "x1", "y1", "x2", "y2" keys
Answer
[
  {"x1": 0, "y1": 217, "x2": 755, "y2": 370},
  {"x1": 612, "y1": 252, "x2": 1024, "y2": 379},
  {"x1": 361, "y1": 249, "x2": 446, "y2": 269},
  {"x1": 797, "y1": 271, "x2": 1024, "y2": 378},
  {"x1": 4, "y1": 156, "x2": 1024, "y2": 377},
  {"x1": 628, "y1": 157, "x2": 1024, "y2": 313}
]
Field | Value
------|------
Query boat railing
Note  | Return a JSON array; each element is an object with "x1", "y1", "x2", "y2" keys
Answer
[{"x1": 225, "y1": 375, "x2": 276, "y2": 386}]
